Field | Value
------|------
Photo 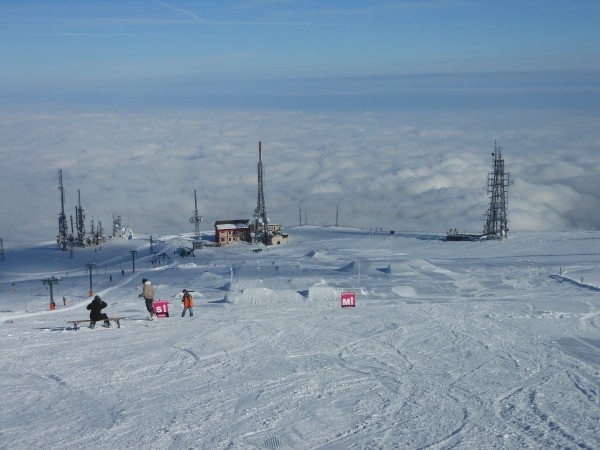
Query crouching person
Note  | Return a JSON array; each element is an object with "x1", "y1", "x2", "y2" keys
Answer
[{"x1": 87, "y1": 295, "x2": 110, "y2": 328}]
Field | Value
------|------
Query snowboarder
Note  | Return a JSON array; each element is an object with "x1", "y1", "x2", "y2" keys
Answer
[
  {"x1": 181, "y1": 289, "x2": 193, "y2": 317},
  {"x1": 86, "y1": 295, "x2": 110, "y2": 327},
  {"x1": 49, "y1": 300, "x2": 56, "y2": 311},
  {"x1": 139, "y1": 278, "x2": 156, "y2": 320}
]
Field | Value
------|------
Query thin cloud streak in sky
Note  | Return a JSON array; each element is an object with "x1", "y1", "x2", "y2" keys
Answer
[{"x1": 152, "y1": 0, "x2": 225, "y2": 30}]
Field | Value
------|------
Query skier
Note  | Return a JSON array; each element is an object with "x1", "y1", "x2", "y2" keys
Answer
[
  {"x1": 86, "y1": 295, "x2": 110, "y2": 327},
  {"x1": 181, "y1": 289, "x2": 193, "y2": 317},
  {"x1": 139, "y1": 278, "x2": 156, "y2": 320},
  {"x1": 49, "y1": 300, "x2": 56, "y2": 311}
]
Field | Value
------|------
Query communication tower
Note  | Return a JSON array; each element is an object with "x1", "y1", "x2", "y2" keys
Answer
[
  {"x1": 75, "y1": 189, "x2": 86, "y2": 247},
  {"x1": 483, "y1": 142, "x2": 511, "y2": 239},
  {"x1": 112, "y1": 214, "x2": 122, "y2": 238},
  {"x1": 253, "y1": 141, "x2": 268, "y2": 243},
  {"x1": 96, "y1": 220, "x2": 105, "y2": 244},
  {"x1": 57, "y1": 169, "x2": 69, "y2": 250},
  {"x1": 190, "y1": 190, "x2": 203, "y2": 249},
  {"x1": 89, "y1": 220, "x2": 96, "y2": 243}
]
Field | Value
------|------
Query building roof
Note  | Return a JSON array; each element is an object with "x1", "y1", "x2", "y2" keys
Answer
[{"x1": 215, "y1": 220, "x2": 250, "y2": 231}]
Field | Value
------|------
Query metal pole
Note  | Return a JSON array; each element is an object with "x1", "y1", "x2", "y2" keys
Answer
[
  {"x1": 42, "y1": 276, "x2": 61, "y2": 305},
  {"x1": 130, "y1": 250, "x2": 137, "y2": 273},
  {"x1": 85, "y1": 262, "x2": 96, "y2": 296}
]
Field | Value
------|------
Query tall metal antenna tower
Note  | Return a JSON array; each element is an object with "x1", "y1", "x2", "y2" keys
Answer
[
  {"x1": 97, "y1": 220, "x2": 104, "y2": 243},
  {"x1": 253, "y1": 141, "x2": 268, "y2": 243},
  {"x1": 483, "y1": 141, "x2": 510, "y2": 239},
  {"x1": 113, "y1": 214, "x2": 122, "y2": 238},
  {"x1": 190, "y1": 190, "x2": 203, "y2": 238},
  {"x1": 89, "y1": 220, "x2": 96, "y2": 246},
  {"x1": 57, "y1": 169, "x2": 69, "y2": 250},
  {"x1": 75, "y1": 189, "x2": 86, "y2": 247}
]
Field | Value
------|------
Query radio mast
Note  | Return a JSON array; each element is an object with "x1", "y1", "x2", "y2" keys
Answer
[
  {"x1": 75, "y1": 189, "x2": 86, "y2": 247},
  {"x1": 483, "y1": 142, "x2": 510, "y2": 239},
  {"x1": 190, "y1": 190, "x2": 203, "y2": 249},
  {"x1": 57, "y1": 169, "x2": 69, "y2": 250},
  {"x1": 253, "y1": 141, "x2": 268, "y2": 243}
]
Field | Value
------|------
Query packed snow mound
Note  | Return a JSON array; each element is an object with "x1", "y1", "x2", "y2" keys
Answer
[
  {"x1": 303, "y1": 250, "x2": 326, "y2": 259},
  {"x1": 379, "y1": 262, "x2": 420, "y2": 275},
  {"x1": 224, "y1": 285, "x2": 342, "y2": 306},
  {"x1": 225, "y1": 288, "x2": 305, "y2": 305},
  {"x1": 308, "y1": 286, "x2": 342, "y2": 303},
  {"x1": 336, "y1": 260, "x2": 380, "y2": 274},
  {"x1": 231, "y1": 276, "x2": 326, "y2": 291},
  {"x1": 392, "y1": 285, "x2": 417, "y2": 297},
  {"x1": 197, "y1": 271, "x2": 222, "y2": 280},
  {"x1": 337, "y1": 261, "x2": 359, "y2": 272}
]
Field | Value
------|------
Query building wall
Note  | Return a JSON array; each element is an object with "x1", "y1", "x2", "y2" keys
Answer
[
  {"x1": 214, "y1": 221, "x2": 250, "y2": 245},
  {"x1": 269, "y1": 234, "x2": 288, "y2": 245}
]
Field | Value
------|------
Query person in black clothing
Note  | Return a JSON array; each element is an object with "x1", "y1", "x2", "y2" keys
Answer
[{"x1": 87, "y1": 295, "x2": 110, "y2": 328}]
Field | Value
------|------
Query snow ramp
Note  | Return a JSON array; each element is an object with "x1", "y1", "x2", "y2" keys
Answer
[{"x1": 225, "y1": 288, "x2": 305, "y2": 305}]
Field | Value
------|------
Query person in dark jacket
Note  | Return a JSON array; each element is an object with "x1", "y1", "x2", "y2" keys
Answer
[{"x1": 87, "y1": 295, "x2": 110, "y2": 327}]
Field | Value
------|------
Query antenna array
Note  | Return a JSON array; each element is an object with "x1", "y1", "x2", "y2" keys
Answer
[
  {"x1": 483, "y1": 142, "x2": 511, "y2": 239},
  {"x1": 253, "y1": 141, "x2": 268, "y2": 243}
]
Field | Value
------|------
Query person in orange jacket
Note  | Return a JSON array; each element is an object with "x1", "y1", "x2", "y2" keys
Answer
[
  {"x1": 181, "y1": 289, "x2": 193, "y2": 317},
  {"x1": 50, "y1": 300, "x2": 56, "y2": 311}
]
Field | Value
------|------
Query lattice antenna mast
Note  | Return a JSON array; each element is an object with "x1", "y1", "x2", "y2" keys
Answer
[
  {"x1": 253, "y1": 141, "x2": 268, "y2": 243},
  {"x1": 75, "y1": 189, "x2": 86, "y2": 247},
  {"x1": 190, "y1": 190, "x2": 203, "y2": 238},
  {"x1": 112, "y1": 214, "x2": 122, "y2": 237},
  {"x1": 97, "y1": 220, "x2": 104, "y2": 243},
  {"x1": 483, "y1": 142, "x2": 510, "y2": 239},
  {"x1": 57, "y1": 169, "x2": 69, "y2": 250}
]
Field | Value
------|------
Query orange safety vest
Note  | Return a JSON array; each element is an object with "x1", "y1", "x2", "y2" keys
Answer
[{"x1": 182, "y1": 293, "x2": 193, "y2": 308}]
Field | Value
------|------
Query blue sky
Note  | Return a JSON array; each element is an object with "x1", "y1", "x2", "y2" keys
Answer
[{"x1": 1, "y1": 0, "x2": 600, "y2": 104}]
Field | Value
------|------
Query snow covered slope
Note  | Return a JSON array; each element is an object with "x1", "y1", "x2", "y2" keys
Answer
[{"x1": 0, "y1": 227, "x2": 599, "y2": 449}]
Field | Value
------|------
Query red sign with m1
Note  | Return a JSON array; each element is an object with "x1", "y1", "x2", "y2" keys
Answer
[{"x1": 341, "y1": 292, "x2": 356, "y2": 308}]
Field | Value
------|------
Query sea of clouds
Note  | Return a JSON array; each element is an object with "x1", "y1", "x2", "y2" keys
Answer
[{"x1": 1, "y1": 73, "x2": 599, "y2": 246}]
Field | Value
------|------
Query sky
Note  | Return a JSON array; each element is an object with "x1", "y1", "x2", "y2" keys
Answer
[
  {"x1": 1, "y1": 0, "x2": 600, "y2": 101},
  {"x1": 1, "y1": 1, "x2": 600, "y2": 246}
]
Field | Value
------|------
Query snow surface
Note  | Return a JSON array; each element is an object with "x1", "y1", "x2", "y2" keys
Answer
[{"x1": 1, "y1": 227, "x2": 599, "y2": 449}]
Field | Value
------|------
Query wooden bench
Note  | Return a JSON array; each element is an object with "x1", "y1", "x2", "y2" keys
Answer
[{"x1": 67, "y1": 317, "x2": 126, "y2": 330}]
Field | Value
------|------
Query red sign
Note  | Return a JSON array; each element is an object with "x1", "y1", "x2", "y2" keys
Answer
[
  {"x1": 341, "y1": 292, "x2": 356, "y2": 308},
  {"x1": 153, "y1": 300, "x2": 170, "y2": 318}
]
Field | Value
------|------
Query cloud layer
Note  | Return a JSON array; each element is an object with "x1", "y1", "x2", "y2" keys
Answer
[{"x1": 1, "y1": 104, "x2": 599, "y2": 246}]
